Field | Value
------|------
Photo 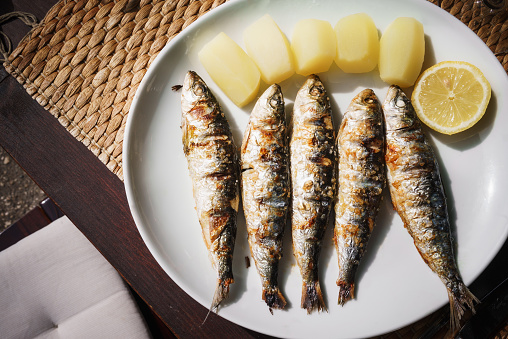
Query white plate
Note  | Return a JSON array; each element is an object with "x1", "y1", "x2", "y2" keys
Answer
[{"x1": 123, "y1": 0, "x2": 508, "y2": 338}]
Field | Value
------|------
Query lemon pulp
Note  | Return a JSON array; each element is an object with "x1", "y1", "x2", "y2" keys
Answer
[{"x1": 411, "y1": 61, "x2": 491, "y2": 135}]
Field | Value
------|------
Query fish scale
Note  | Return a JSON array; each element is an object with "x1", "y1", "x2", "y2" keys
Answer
[
  {"x1": 241, "y1": 84, "x2": 289, "y2": 310},
  {"x1": 181, "y1": 71, "x2": 239, "y2": 313},
  {"x1": 334, "y1": 88, "x2": 385, "y2": 306},
  {"x1": 383, "y1": 85, "x2": 478, "y2": 330},
  {"x1": 290, "y1": 74, "x2": 336, "y2": 314}
]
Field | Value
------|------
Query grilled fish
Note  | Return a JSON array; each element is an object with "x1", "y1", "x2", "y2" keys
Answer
[
  {"x1": 181, "y1": 70, "x2": 239, "y2": 312},
  {"x1": 383, "y1": 85, "x2": 478, "y2": 329},
  {"x1": 291, "y1": 75, "x2": 336, "y2": 313},
  {"x1": 241, "y1": 84, "x2": 289, "y2": 310},
  {"x1": 334, "y1": 89, "x2": 385, "y2": 306}
]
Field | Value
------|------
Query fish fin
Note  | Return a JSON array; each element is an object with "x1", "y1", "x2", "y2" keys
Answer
[
  {"x1": 210, "y1": 278, "x2": 233, "y2": 313},
  {"x1": 202, "y1": 278, "x2": 233, "y2": 325},
  {"x1": 181, "y1": 118, "x2": 189, "y2": 155},
  {"x1": 447, "y1": 283, "x2": 480, "y2": 331},
  {"x1": 240, "y1": 121, "x2": 252, "y2": 157},
  {"x1": 336, "y1": 114, "x2": 348, "y2": 149},
  {"x1": 287, "y1": 110, "x2": 294, "y2": 141},
  {"x1": 337, "y1": 280, "x2": 355, "y2": 306},
  {"x1": 301, "y1": 281, "x2": 327, "y2": 314},
  {"x1": 263, "y1": 287, "x2": 287, "y2": 310}
]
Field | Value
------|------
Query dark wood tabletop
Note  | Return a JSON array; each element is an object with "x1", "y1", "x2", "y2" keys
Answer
[{"x1": 1, "y1": 1, "x2": 507, "y2": 338}]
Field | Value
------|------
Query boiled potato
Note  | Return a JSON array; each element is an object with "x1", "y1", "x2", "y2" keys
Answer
[
  {"x1": 198, "y1": 32, "x2": 261, "y2": 107},
  {"x1": 379, "y1": 17, "x2": 425, "y2": 88},
  {"x1": 291, "y1": 19, "x2": 336, "y2": 76},
  {"x1": 334, "y1": 13, "x2": 379, "y2": 73},
  {"x1": 243, "y1": 14, "x2": 295, "y2": 84}
]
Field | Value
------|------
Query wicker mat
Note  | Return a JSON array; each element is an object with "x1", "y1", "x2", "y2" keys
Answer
[
  {"x1": 3, "y1": 0, "x2": 228, "y2": 180},
  {"x1": 2, "y1": 0, "x2": 508, "y2": 181},
  {"x1": 2, "y1": 0, "x2": 508, "y2": 337}
]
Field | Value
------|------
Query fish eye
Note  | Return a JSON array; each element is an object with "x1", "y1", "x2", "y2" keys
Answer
[
  {"x1": 364, "y1": 97, "x2": 375, "y2": 104},
  {"x1": 269, "y1": 94, "x2": 282, "y2": 108},
  {"x1": 395, "y1": 97, "x2": 406, "y2": 108},
  {"x1": 193, "y1": 83, "x2": 207, "y2": 96},
  {"x1": 310, "y1": 85, "x2": 324, "y2": 97}
]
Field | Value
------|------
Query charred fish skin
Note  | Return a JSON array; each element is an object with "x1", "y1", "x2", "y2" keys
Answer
[
  {"x1": 383, "y1": 85, "x2": 478, "y2": 329},
  {"x1": 334, "y1": 89, "x2": 385, "y2": 306},
  {"x1": 241, "y1": 84, "x2": 289, "y2": 310},
  {"x1": 181, "y1": 71, "x2": 239, "y2": 312},
  {"x1": 291, "y1": 74, "x2": 336, "y2": 314}
]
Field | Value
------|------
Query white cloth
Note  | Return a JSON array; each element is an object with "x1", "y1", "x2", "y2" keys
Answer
[{"x1": 0, "y1": 216, "x2": 151, "y2": 339}]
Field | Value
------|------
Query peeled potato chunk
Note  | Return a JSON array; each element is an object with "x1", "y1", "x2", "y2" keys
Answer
[
  {"x1": 379, "y1": 17, "x2": 425, "y2": 88},
  {"x1": 334, "y1": 13, "x2": 379, "y2": 73},
  {"x1": 243, "y1": 14, "x2": 295, "y2": 84},
  {"x1": 198, "y1": 32, "x2": 261, "y2": 107},
  {"x1": 291, "y1": 19, "x2": 336, "y2": 76}
]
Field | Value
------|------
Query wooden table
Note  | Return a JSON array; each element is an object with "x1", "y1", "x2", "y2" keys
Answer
[{"x1": 1, "y1": 1, "x2": 507, "y2": 338}]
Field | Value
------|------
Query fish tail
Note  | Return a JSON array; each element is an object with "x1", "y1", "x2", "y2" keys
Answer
[
  {"x1": 202, "y1": 278, "x2": 233, "y2": 325},
  {"x1": 301, "y1": 281, "x2": 327, "y2": 314},
  {"x1": 447, "y1": 283, "x2": 479, "y2": 330},
  {"x1": 263, "y1": 287, "x2": 287, "y2": 310},
  {"x1": 210, "y1": 277, "x2": 233, "y2": 313},
  {"x1": 337, "y1": 279, "x2": 355, "y2": 306}
]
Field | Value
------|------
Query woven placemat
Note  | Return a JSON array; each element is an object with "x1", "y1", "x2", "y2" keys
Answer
[
  {"x1": 3, "y1": 0, "x2": 227, "y2": 180},
  {"x1": 2, "y1": 0, "x2": 508, "y2": 181}
]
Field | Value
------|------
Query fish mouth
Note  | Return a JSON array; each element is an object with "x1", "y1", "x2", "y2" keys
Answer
[{"x1": 184, "y1": 70, "x2": 199, "y2": 89}]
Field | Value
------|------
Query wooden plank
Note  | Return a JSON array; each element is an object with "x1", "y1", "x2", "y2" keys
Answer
[
  {"x1": 0, "y1": 206, "x2": 50, "y2": 251},
  {"x1": 0, "y1": 198, "x2": 63, "y2": 251},
  {"x1": 40, "y1": 198, "x2": 65, "y2": 221}
]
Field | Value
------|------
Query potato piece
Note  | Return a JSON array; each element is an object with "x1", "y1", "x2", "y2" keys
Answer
[
  {"x1": 379, "y1": 17, "x2": 425, "y2": 88},
  {"x1": 291, "y1": 19, "x2": 336, "y2": 76},
  {"x1": 334, "y1": 13, "x2": 379, "y2": 73},
  {"x1": 198, "y1": 32, "x2": 261, "y2": 107},
  {"x1": 243, "y1": 14, "x2": 295, "y2": 84}
]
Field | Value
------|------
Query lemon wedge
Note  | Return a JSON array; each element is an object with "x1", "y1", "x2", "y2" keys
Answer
[{"x1": 411, "y1": 61, "x2": 491, "y2": 135}]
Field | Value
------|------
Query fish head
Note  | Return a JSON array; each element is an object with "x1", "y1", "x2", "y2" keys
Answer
[
  {"x1": 303, "y1": 74, "x2": 328, "y2": 102},
  {"x1": 347, "y1": 88, "x2": 381, "y2": 118},
  {"x1": 181, "y1": 71, "x2": 221, "y2": 152},
  {"x1": 251, "y1": 84, "x2": 285, "y2": 130},
  {"x1": 294, "y1": 74, "x2": 331, "y2": 121},
  {"x1": 383, "y1": 85, "x2": 418, "y2": 131},
  {"x1": 181, "y1": 70, "x2": 216, "y2": 115}
]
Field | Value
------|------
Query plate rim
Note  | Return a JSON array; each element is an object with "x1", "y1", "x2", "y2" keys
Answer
[{"x1": 123, "y1": 0, "x2": 508, "y2": 337}]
